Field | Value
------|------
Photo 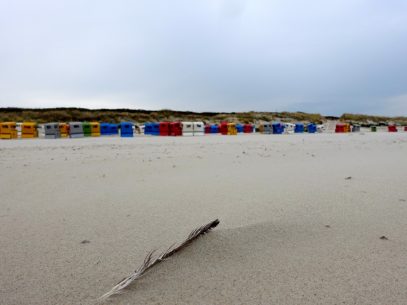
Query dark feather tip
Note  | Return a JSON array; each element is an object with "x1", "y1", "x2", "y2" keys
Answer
[{"x1": 210, "y1": 219, "x2": 220, "y2": 228}]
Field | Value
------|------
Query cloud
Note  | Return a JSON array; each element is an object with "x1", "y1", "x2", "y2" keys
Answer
[
  {"x1": 380, "y1": 94, "x2": 407, "y2": 115},
  {"x1": 0, "y1": 0, "x2": 406, "y2": 115},
  {"x1": 218, "y1": 0, "x2": 247, "y2": 19}
]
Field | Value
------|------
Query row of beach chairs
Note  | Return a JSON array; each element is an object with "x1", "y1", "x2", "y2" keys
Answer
[{"x1": 0, "y1": 121, "x2": 404, "y2": 139}]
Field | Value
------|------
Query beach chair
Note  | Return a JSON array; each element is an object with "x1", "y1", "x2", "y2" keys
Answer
[
  {"x1": 193, "y1": 122, "x2": 205, "y2": 136},
  {"x1": 21, "y1": 122, "x2": 38, "y2": 138},
  {"x1": 388, "y1": 125, "x2": 397, "y2": 132},
  {"x1": 294, "y1": 123, "x2": 304, "y2": 133},
  {"x1": 159, "y1": 122, "x2": 171, "y2": 136},
  {"x1": 272, "y1": 122, "x2": 284, "y2": 134},
  {"x1": 82, "y1": 122, "x2": 91, "y2": 136},
  {"x1": 120, "y1": 122, "x2": 134, "y2": 137},
  {"x1": 44, "y1": 123, "x2": 60, "y2": 139},
  {"x1": 91, "y1": 122, "x2": 100, "y2": 136},
  {"x1": 182, "y1": 122, "x2": 194, "y2": 136},
  {"x1": 308, "y1": 124, "x2": 317, "y2": 133},
  {"x1": 0, "y1": 122, "x2": 18, "y2": 139},
  {"x1": 59, "y1": 123, "x2": 69, "y2": 137},
  {"x1": 170, "y1": 122, "x2": 182, "y2": 136},
  {"x1": 227, "y1": 123, "x2": 237, "y2": 135},
  {"x1": 69, "y1": 122, "x2": 84, "y2": 138}
]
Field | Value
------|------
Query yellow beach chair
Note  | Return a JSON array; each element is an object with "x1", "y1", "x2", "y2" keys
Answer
[
  {"x1": 21, "y1": 122, "x2": 38, "y2": 138},
  {"x1": 0, "y1": 122, "x2": 18, "y2": 139},
  {"x1": 227, "y1": 123, "x2": 237, "y2": 135},
  {"x1": 91, "y1": 122, "x2": 100, "y2": 136}
]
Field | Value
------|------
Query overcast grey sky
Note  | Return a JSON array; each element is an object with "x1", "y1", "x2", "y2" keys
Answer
[{"x1": 0, "y1": 0, "x2": 406, "y2": 115}]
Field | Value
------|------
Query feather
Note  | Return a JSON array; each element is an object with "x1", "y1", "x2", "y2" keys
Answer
[{"x1": 99, "y1": 219, "x2": 220, "y2": 301}]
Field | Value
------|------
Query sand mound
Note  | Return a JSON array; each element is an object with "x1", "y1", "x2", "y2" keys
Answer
[{"x1": 106, "y1": 221, "x2": 407, "y2": 305}]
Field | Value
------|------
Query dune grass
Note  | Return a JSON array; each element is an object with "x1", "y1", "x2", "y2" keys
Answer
[{"x1": 0, "y1": 107, "x2": 406, "y2": 125}]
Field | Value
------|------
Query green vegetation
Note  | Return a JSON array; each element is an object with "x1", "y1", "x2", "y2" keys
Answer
[
  {"x1": 340, "y1": 113, "x2": 407, "y2": 126},
  {"x1": 0, "y1": 107, "x2": 405, "y2": 125}
]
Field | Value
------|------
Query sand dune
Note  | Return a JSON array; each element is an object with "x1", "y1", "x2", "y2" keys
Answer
[{"x1": 1, "y1": 133, "x2": 407, "y2": 304}]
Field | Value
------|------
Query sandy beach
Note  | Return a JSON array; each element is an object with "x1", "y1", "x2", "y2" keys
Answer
[{"x1": 1, "y1": 132, "x2": 407, "y2": 305}]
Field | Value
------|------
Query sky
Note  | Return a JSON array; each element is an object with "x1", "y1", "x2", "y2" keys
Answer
[{"x1": 0, "y1": 0, "x2": 406, "y2": 116}]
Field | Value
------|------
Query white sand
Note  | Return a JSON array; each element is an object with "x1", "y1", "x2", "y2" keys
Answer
[{"x1": 1, "y1": 132, "x2": 407, "y2": 305}]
